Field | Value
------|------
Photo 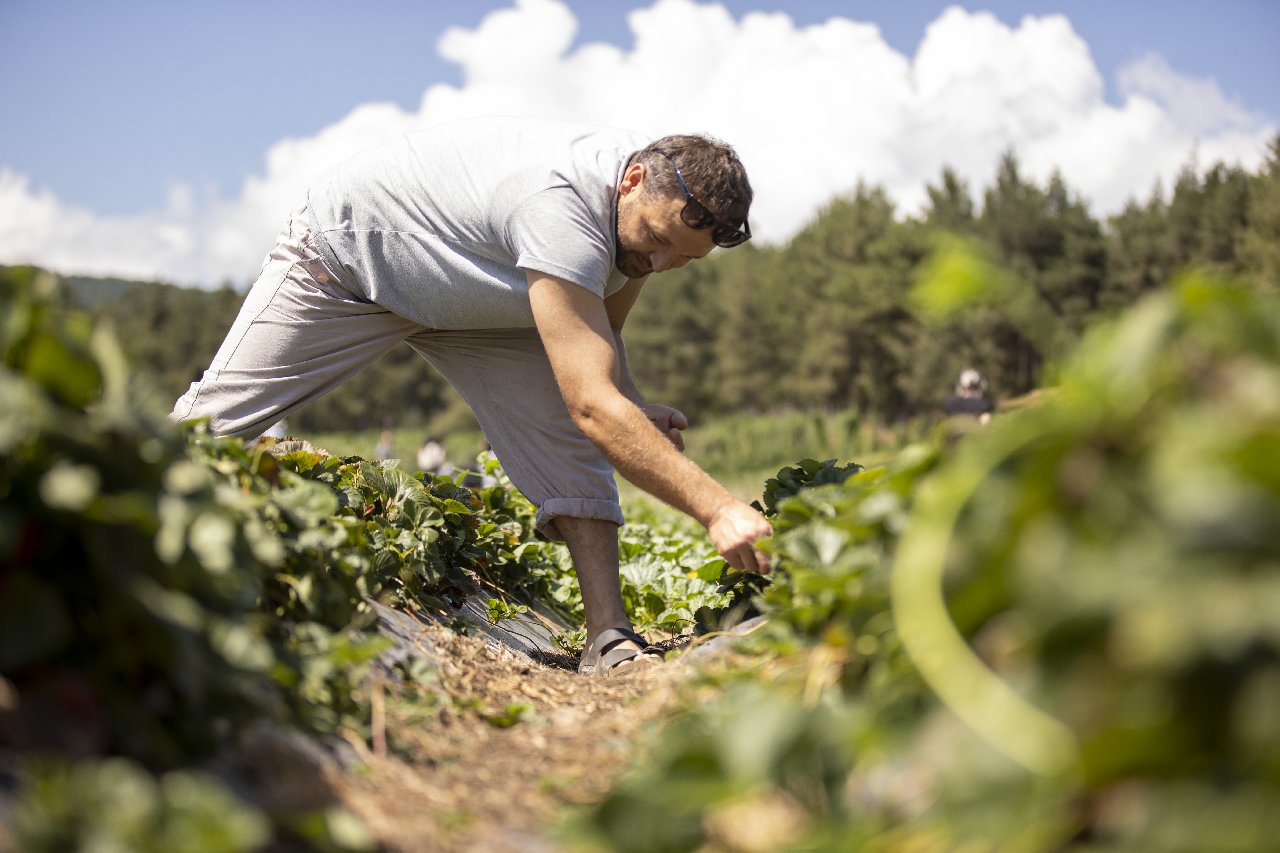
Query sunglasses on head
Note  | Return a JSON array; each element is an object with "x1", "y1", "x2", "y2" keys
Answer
[{"x1": 654, "y1": 151, "x2": 751, "y2": 248}]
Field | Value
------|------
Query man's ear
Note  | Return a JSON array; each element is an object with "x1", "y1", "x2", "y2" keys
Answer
[{"x1": 618, "y1": 162, "x2": 645, "y2": 198}]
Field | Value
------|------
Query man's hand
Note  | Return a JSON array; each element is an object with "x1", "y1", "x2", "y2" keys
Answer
[
  {"x1": 707, "y1": 501, "x2": 773, "y2": 574},
  {"x1": 642, "y1": 403, "x2": 688, "y2": 451}
]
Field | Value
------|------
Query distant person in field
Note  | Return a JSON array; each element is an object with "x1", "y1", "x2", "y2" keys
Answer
[
  {"x1": 171, "y1": 116, "x2": 769, "y2": 677},
  {"x1": 374, "y1": 428, "x2": 395, "y2": 461},
  {"x1": 943, "y1": 368, "x2": 995, "y2": 425},
  {"x1": 415, "y1": 435, "x2": 450, "y2": 476}
]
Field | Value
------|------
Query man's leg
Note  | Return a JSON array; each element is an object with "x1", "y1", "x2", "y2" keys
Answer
[
  {"x1": 173, "y1": 204, "x2": 418, "y2": 438},
  {"x1": 555, "y1": 516, "x2": 628, "y2": 640},
  {"x1": 558, "y1": 516, "x2": 657, "y2": 672},
  {"x1": 406, "y1": 329, "x2": 646, "y2": 658}
]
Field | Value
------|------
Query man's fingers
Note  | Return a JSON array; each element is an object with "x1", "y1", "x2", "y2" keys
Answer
[
  {"x1": 725, "y1": 544, "x2": 771, "y2": 575},
  {"x1": 742, "y1": 546, "x2": 771, "y2": 575},
  {"x1": 648, "y1": 412, "x2": 684, "y2": 451}
]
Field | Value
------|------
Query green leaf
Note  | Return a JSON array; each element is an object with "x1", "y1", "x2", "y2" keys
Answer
[{"x1": 23, "y1": 330, "x2": 102, "y2": 406}]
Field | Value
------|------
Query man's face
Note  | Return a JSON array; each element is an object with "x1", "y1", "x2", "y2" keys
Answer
[{"x1": 614, "y1": 167, "x2": 716, "y2": 279}]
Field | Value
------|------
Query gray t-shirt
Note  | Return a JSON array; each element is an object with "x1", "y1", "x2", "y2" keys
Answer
[{"x1": 305, "y1": 116, "x2": 649, "y2": 329}]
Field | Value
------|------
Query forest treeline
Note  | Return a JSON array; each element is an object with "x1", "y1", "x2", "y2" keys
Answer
[{"x1": 27, "y1": 137, "x2": 1280, "y2": 434}]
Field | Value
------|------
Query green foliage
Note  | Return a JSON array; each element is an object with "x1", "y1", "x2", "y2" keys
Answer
[
  {"x1": 910, "y1": 234, "x2": 1017, "y2": 319},
  {"x1": 8, "y1": 759, "x2": 271, "y2": 853},
  {"x1": 0, "y1": 268, "x2": 292, "y2": 847},
  {"x1": 486, "y1": 598, "x2": 530, "y2": 624},
  {"x1": 1, "y1": 267, "x2": 278, "y2": 767},
  {"x1": 907, "y1": 273, "x2": 1280, "y2": 780},
  {"x1": 1239, "y1": 136, "x2": 1280, "y2": 292},
  {"x1": 760, "y1": 452, "x2": 933, "y2": 642},
  {"x1": 305, "y1": 425, "x2": 489, "y2": 474},
  {"x1": 753, "y1": 457, "x2": 866, "y2": 517},
  {"x1": 683, "y1": 406, "x2": 924, "y2": 483},
  {"x1": 616, "y1": 499, "x2": 736, "y2": 636},
  {"x1": 2, "y1": 266, "x2": 711, "y2": 846},
  {"x1": 577, "y1": 684, "x2": 855, "y2": 853},
  {"x1": 173, "y1": 435, "x2": 591, "y2": 732},
  {"x1": 580, "y1": 267, "x2": 1280, "y2": 851}
]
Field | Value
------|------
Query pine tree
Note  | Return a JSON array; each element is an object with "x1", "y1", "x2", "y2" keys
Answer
[
  {"x1": 1239, "y1": 135, "x2": 1280, "y2": 292},
  {"x1": 1107, "y1": 183, "x2": 1176, "y2": 302}
]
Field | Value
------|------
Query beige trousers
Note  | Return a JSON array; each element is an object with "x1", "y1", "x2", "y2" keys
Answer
[{"x1": 171, "y1": 205, "x2": 622, "y2": 539}]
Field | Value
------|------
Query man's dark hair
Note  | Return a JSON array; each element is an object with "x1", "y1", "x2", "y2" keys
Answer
[{"x1": 632, "y1": 134, "x2": 752, "y2": 230}]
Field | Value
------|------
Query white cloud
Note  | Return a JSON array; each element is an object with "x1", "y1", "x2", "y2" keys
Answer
[
  {"x1": 1, "y1": 0, "x2": 1274, "y2": 286},
  {"x1": 1118, "y1": 52, "x2": 1257, "y2": 138},
  {"x1": 0, "y1": 168, "x2": 198, "y2": 282}
]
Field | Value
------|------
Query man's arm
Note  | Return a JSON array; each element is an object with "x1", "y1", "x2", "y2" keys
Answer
[
  {"x1": 605, "y1": 277, "x2": 689, "y2": 450},
  {"x1": 604, "y1": 277, "x2": 648, "y2": 406},
  {"x1": 529, "y1": 271, "x2": 771, "y2": 573}
]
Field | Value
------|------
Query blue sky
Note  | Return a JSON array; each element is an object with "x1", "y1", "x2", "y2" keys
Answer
[{"x1": 2, "y1": 0, "x2": 1277, "y2": 284}]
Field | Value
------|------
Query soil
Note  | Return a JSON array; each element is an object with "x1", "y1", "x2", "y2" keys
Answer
[{"x1": 264, "y1": 624, "x2": 706, "y2": 853}]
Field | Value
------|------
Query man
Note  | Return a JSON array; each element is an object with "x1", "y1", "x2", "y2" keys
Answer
[
  {"x1": 943, "y1": 368, "x2": 995, "y2": 424},
  {"x1": 172, "y1": 116, "x2": 771, "y2": 676}
]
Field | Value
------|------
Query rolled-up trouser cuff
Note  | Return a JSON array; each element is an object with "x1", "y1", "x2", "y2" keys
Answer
[{"x1": 536, "y1": 497, "x2": 625, "y2": 541}]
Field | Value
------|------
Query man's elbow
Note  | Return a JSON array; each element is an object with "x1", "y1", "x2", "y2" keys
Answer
[{"x1": 565, "y1": 392, "x2": 629, "y2": 444}]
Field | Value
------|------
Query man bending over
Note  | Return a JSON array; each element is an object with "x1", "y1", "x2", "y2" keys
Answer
[{"x1": 172, "y1": 116, "x2": 771, "y2": 676}]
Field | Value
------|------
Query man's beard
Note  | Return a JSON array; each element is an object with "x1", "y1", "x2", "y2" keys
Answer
[
  {"x1": 614, "y1": 249, "x2": 651, "y2": 278},
  {"x1": 614, "y1": 202, "x2": 652, "y2": 278}
]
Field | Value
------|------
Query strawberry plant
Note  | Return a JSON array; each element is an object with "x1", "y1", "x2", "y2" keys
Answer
[
  {"x1": 1, "y1": 267, "x2": 718, "y2": 849},
  {"x1": 580, "y1": 272, "x2": 1280, "y2": 852}
]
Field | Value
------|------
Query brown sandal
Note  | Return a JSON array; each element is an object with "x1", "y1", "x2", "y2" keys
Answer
[{"x1": 578, "y1": 627, "x2": 664, "y2": 676}]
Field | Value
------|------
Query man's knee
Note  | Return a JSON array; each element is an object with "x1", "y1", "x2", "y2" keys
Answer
[{"x1": 535, "y1": 497, "x2": 625, "y2": 541}]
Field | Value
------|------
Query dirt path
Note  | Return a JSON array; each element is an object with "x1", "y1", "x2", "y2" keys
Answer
[{"x1": 320, "y1": 625, "x2": 691, "y2": 852}]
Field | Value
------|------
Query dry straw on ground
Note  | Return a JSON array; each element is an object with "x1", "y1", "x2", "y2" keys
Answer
[{"x1": 251, "y1": 623, "x2": 722, "y2": 852}]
